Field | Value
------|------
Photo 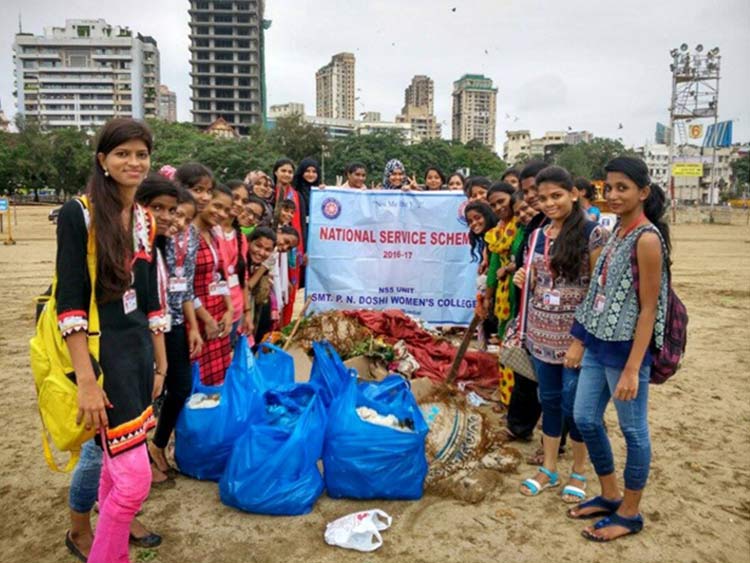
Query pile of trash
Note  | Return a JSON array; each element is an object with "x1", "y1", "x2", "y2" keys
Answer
[
  {"x1": 279, "y1": 309, "x2": 499, "y2": 394},
  {"x1": 174, "y1": 324, "x2": 521, "y2": 520},
  {"x1": 278, "y1": 311, "x2": 394, "y2": 362},
  {"x1": 416, "y1": 386, "x2": 522, "y2": 503}
]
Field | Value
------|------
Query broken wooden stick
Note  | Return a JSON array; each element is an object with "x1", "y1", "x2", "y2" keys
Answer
[
  {"x1": 445, "y1": 314, "x2": 483, "y2": 385},
  {"x1": 282, "y1": 296, "x2": 314, "y2": 350}
]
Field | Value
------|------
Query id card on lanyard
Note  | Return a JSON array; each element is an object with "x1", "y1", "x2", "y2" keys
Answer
[
  {"x1": 216, "y1": 228, "x2": 240, "y2": 289},
  {"x1": 169, "y1": 229, "x2": 189, "y2": 293},
  {"x1": 206, "y1": 233, "x2": 229, "y2": 297},
  {"x1": 123, "y1": 210, "x2": 143, "y2": 314},
  {"x1": 542, "y1": 229, "x2": 561, "y2": 306}
]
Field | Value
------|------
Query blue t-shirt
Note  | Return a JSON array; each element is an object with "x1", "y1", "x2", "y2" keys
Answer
[{"x1": 587, "y1": 206, "x2": 601, "y2": 222}]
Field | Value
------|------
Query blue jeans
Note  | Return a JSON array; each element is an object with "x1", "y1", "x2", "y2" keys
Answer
[
  {"x1": 69, "y1": 439, "x2": 102, "y2": 513},
  {"x1": 574, "y1": 349, "x2": 652, "y2": 491},
  {"x1": 532, "y1": 357, "x2": 583, "y2": 443}
]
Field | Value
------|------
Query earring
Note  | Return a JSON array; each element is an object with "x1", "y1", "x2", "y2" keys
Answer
[{"x1": 104, "y1": 169, "x2": 110, "y2": 177}]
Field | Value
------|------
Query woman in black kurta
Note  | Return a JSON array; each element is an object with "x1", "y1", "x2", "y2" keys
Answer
[
  {"x1": 56, "y1": 199, "x2": 166, "y2": 455},
  {"x1": 58, "y1": 118, "x2": 167, "y2": 563}
]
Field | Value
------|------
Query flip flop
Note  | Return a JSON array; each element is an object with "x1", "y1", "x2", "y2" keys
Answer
[
  {"x1": 65, "y1": 531, "x2": 87, "y2": 563},
  {"x1": 129, "y1": 531, "x2": 163, "y2": 548},
  {"x1": 582, "y1": 513, "x2": 644, "y2": 542},
  {"x1": 520, "y1": 466, "x2": 560, "y2": 496},
  {"x1": 567, "y1": 495, "x2": 623, "y2": 519},
  {"x1": 561, "y1": 472, "x2": 587, "y2": 504}
]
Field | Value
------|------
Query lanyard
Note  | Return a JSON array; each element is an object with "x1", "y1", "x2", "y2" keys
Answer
[
  {"x1": 219, "y1": 229, "x2": 238, "y2": 274},
  {"x1": 202, "y1": 229, "x2": 221, "y2": 280},
  {"x1": 600, "y1": 213, "x2": 647, "y2": 287},
  {"x1": 126, "y1": 205, "x2": 148, "y2": 281},
  {"x1": 543, "y1": 226, "x2": 556, "y2": 289},
  {"x1": 173, "y1": 227, "x2": 189, "y2": 270},
  {"x1": 212, "y1": 226, "x2": 235, "y2": 278},
  {"x1": 156, "y1": 249, "x2": 168, "y2": 308}
]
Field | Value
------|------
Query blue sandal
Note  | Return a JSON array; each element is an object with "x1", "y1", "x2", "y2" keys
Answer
[
  {"x1": 567, "y1": 495, "x2": 622, "y2": 519},
  {"x1": 582, "y1": 513, "x2": 644, "y2": 542},
  {"x1": 561, "y1": 472, "x2": 587, "y2": 504},
  {"x1": 520, "y1": 466, "x2": 560, "y2": 496}
]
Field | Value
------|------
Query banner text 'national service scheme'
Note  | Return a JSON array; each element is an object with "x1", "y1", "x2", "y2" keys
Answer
[{"x1": 306, "y1": 188, "x2": 477, "y2": 325}]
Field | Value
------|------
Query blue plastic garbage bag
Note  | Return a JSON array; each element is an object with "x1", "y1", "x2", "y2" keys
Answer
[
  {"x1": 309, "y1": 341, "x2": 355, "y2": 408},
  {"x1": 175, "y1": 335, "x2": 259, "y2": 481},
  {"x1": 255, "y1": 342, "x2": 295, "y2": 389},
  {"x1": 323, "y1": 375, "x2": 429, "y2": 500},
  {"x1": 219, "y1": 384, "x2": 327, "y2": 515}
]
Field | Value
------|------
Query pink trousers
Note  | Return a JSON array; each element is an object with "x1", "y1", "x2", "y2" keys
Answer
[{"x1": 88, "y1": 443, "x2": 152, "y2": 563}]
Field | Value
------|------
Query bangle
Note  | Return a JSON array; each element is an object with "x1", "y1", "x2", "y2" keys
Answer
[{"x1": 243, "y1": 307, "x2": 252, "y2": 313}]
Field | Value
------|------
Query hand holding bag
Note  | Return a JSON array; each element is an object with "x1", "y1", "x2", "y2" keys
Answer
[{"x1": 500, "y1": 228, "x2": 541, "y2": 382}]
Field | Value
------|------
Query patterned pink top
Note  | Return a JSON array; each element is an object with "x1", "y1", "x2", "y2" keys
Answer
[{"x1": 526, "y1": 221, "x2": 608, "y2": 364}]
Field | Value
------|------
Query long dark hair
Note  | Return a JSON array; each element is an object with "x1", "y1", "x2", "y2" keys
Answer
[
  {"x1": 464, "y1": 200, "x2": 497, "y2": 262},
  {"x1": 345, "y1": 162, "x2": 366, "y2": 176},
  {"x1": 174, "y1": 162, "x2": 213, "y2": 190},
  {"x1": 447, "y1": 172, "x2": 465, "y2": 191},
  {"x1": 501, "y1": 168, "x2": 520, "y2": 183},
  {"x1": 604, "y1": 156, "x2": 671, "y2": 258},
  {"x1": 424, "y1": 166, "x2": 446, "y2": 186},
  {"x1": 177, "y1": 186, "x2": 197, "y2": 210},
  {"x1": 135, "y1": 173, "x2": 179, "y2": 255},
  {"x1": 487, "y1": 181, "x2": 516, "y2": 221},
  {"x1": 225, "y1": 181, "x2": 247, "y2": 287},
  {"x1": 135, "y1": 173, "x2": 179, "y2": 206},
  {"x1": 535, "y1": 165, "x2": 587, "y2": 282},
  {"x1": 249, "y1": 226, "x2": 277, "y2": 245},
  {"x1": 247, "y1": 226, "x2": 277, "y2": 265},
  {"x1": 272, "y1": 158, "x2": 295, "y2": 187},
  {"x1": 574, "y1": 177, "x2": 596, "y2": 201},
  {"x1": 88, "y1": 118, "x2": 153, "y2": 303}
]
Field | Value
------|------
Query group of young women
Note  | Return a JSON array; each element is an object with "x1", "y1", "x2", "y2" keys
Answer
[
  {"x1": 57, "y1": 119, "x2": 326, "y2": 562},
  {"x1": 464, "y1": 158, "x2": 670, "y2": 542},
  {"x1": 55, "y1": 117, "x2": 670, "y2": 562}
]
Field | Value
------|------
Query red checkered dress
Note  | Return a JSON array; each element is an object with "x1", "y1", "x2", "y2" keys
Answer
[{"x1": 193, "y1": 234, "x2": 231, "y2": 385}]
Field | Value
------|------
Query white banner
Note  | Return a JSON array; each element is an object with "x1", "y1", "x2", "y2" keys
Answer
[{"x1": 305, "y1": 188, "x2": 477, "y2": 325}]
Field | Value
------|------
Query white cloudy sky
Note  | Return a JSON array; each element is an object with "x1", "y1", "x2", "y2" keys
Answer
[{"x1": 1, "y1": 0, "x2": 749, "y2": 149}]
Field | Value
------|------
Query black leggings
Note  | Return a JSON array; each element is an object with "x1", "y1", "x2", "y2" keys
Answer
[
  {"x1": 153, "y1": 324, "x2": 193, "y2": 448},
  {"x1": 506, "y1": 373, "x2": 542, "y2": 440}
]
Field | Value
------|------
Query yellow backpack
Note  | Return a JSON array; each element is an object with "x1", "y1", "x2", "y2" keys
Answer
[{"x1": 29, "y1": 195, "x2": 103, "y2": 472}]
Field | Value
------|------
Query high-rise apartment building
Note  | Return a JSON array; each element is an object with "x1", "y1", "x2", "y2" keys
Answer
[
  {"x1": 315, "y1": 52, "x2": 355, "y2": 120},
  {"x1": 451, "y1": 74, "x2": 498, "y2": 150},
  {"x1": 13, "y1": 19, "x2": 160, "y2": 130},
  {"x1": 157, "y1": 84, "x2": 177, "y2": 122},
  {"x1": 188, "y1": 0, "x2": 267, "y2": 135},
  {"x1": 396, "y1": 75, "x2": 441, "y2": 141}
]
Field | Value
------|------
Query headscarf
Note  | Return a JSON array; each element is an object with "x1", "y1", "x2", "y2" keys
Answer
[
  {"x1": 292, "y1": 157, "x2": 322, "y2": 205},
  {"x1": 382, "y1": 158, "x2": 406, "y2": 190}
]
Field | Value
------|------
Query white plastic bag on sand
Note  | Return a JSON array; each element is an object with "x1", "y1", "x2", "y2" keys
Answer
[{"x1": 324, "y1": 509, "x2": 393, "y2": 552}]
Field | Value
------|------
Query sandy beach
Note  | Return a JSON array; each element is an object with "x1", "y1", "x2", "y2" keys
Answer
[{"x1": 1, "y1": 206, "x2": 748, "y2": 563}]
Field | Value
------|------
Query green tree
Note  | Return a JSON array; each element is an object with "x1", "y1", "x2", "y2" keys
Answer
[
  {"x1": 14, "y1": 115, "x2": 55, "y2": 200},
  {"x1": 0, "y1": 131, "x2": 18, "y2": 195},
  {"x1": 267, "y1": 115, "x2": 327, "y2": 166},
  {"x1": 730, "y1": 153, "x2": 750, "y2": 197},
  {"x1": 48, "y1": 128, "x2": 91, "y2": 197},
  {"x1": 327, "y1": 130, "x2": 407, "y2": 185},
  {"x1": 448, "y1": 140, "x2": 507, "y2": 179},
  {"x1": 555, "y1": 138, "x2": 636, "y2": 180}
]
